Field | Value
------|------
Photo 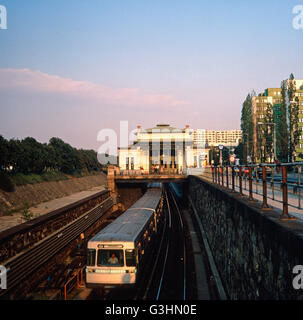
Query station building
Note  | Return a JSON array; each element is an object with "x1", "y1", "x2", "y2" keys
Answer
[{"x1": 118, "y1": 124, "x2": 208, "y2": 174}]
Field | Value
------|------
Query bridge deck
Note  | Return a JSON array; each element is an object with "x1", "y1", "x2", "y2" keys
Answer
[{"x1": 114, "y1": 174, "x2": 187, "y2": 183}]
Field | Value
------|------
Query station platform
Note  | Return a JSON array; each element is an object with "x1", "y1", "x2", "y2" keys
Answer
[{"x1": 0, "y1": 185, "x2": 106, "y2": 233}]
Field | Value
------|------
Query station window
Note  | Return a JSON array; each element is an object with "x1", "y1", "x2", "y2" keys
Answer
[
  {"x1": 87, "y1": 249, "x2": 96, "y2": 266},
  {"x1": 125, "y1": 249, "x2": 136, "y2": 267},
  {"x1": 97, "y1": 249, "x2": 124, "y2": 267}
]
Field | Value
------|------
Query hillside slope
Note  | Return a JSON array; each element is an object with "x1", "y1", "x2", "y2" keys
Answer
[{"x1": 0, "y1": 173, "x2": 107, "y2": 215}]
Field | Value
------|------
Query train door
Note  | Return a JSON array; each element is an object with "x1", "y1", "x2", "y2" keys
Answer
[
  {"x1": 126, "y1": 157, "x2": 129, "y2": 170},
  {"x1": 131, "y1": 157, "x2": 134, "y2": 170}
]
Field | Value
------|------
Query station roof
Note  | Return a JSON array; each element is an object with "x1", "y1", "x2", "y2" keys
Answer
[{"x1": 143, "y1": 124, "x2": 185, "y2": 133}]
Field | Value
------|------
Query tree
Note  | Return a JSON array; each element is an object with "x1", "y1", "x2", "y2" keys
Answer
[
  {"x1": 234, "y1": 142, "x2": 244, "y2": 163},
  {"x1": 258, "y1": 103, "x2": 274, "y2": 162},
  {"x1": 48, "y1": 137, "x2": 79, "y2": 174},
  {"x1": 7, "y1": 139, "x2": 22, "y2": 174},
  {"x1": 0, "y1": 135, "x2": 9, "y2": 171},
  {"x1": 241, "y1": 93, "x2": 254, "y2": 163},
  {"x1": 287, "y1": 74, "x2": 300, "y2": 162},
  {"x1": 208, "y1": 147, "x2": 220, "y2": 165},
  {"x1": 277, "y1": 80, "x2": 289, "y2": 162},
  {"x1": 17, "y1": 137, "x2": 48, "y2": 174}
]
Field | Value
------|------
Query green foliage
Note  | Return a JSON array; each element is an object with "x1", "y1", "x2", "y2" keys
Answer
[
  {"x1": 10, "y1": 171, "x2": 70, "y2": 186},
  {"x1": 258, "y1": 103, "x2": 274, "y2": 162},
  {"x1": 22, "y1": 206, "x2": 34, "y2": 221},
  {"x1": 0, "y1": 171, "x2": 15, "y2": 192},
  {"x1": 287, "y1": 75, "x2": 300, "y2": 162},
  {"x1": 277, "y1": 80, "x2": 289, "y2": 162},
  {"x1": 208, "y1": 146, "x2": 230, "y2": 165},
  {"x1": 234, "y1": 142, "x2": 244, "y2": 163},
  {"x1": 0, "y1": 135, "x2": 103, "y2": 187},
  {"x1": 241, "y1": 93, "x2": 254, "y2": 162},
  {"x1": 276, "y1": 74, "x2": 300, "y2": 163}
]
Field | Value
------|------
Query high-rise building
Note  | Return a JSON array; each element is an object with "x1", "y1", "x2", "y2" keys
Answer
[
  {"x1": 196, "y1": 130, "x2": 242, "y2": 147},
  {"x1": 251, "y1": 78, "x2": 303, "y2": 162},
  {"x1": 252, "y1": 88, "x2": 282, "y2": 161},
  {"x1": 291, "y1": 79, "x2": 303, "y2": 160}
]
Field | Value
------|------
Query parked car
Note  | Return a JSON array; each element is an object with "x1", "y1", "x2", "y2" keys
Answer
[{"x1": 253, "y1": 167, "x2": 272, "y2": 178}]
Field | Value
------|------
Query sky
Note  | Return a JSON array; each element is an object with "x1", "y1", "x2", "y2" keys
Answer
[{"x1": 0, "y1": 0, "x2": 303, "y2": 150}]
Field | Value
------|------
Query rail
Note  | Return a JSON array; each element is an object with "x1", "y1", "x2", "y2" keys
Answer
[
  {"x1": 209, "y1": 163, "x2": 303, "y2": 220},
  {"x1": 0, "y1": 197, "x2": 113, "y2": 297}
]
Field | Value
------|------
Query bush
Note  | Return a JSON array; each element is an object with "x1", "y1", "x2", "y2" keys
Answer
[
  {"x1": 22, "y1": 205, "x2": 34, "y2": 221},
  {"x1": 40, "y1": 171, "x2": 68, "y2": 182},
  {"x1": 11, "y1": 173, "x2": 43, "y2": 186},
  {"x1": 0, "y1": 171, "x2": 15, "y2": 192}
]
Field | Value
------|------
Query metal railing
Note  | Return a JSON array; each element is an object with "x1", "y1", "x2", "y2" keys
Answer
[
  {"x1": 209, "y1": 163, "x2": 303, "y2": 220},
  {"x1": 63, "y1": 266, "x2": 85, "y2": 300}
]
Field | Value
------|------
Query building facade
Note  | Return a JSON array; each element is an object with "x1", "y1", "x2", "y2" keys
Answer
[
  {"x1": 118, "y1": 124, "x2": 209, "y2": 174},
  {"x1": 118, "y1": 125, "x2": 242, "y2": 173},
  {"x1": 251, "y1": 78, "x2": 303, "y2": 162},
  {"x1": 203, "y1": 130, "x2": 242, "y2": 148}
]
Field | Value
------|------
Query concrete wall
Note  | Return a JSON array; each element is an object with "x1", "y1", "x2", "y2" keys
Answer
[
  {"x1": 188, "y1": 175, "x2": 303, "y2": 300},
  {"x1": 117, "y1": 183, "x2": 146, "y2": 212}
]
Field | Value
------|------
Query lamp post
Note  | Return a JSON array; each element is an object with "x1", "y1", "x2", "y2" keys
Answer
[{"x1": 257, "y1": 122, "x2": 277, "y2": 162}]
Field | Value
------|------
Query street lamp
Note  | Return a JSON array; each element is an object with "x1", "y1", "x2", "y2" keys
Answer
[{"x1": 257, "y1": 122, "x2": 277, "y2": 163}]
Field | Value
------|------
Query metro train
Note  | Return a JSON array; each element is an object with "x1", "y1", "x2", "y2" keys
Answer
[
  {"x1": 169, "y1": 182, "x2": 183, "y2": 199},
  {"x1": 86, "y1": 183, "x2": 163, "y2": 289}
]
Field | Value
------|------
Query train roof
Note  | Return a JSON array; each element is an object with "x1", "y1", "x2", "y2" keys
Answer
[{"x1": 89, "y1": 188, "x2": 162, "y2": 243}]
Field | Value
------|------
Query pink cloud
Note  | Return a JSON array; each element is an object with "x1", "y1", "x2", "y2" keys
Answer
[{"x1": 0, "y1": 68, "x2": 188, "y2": 108}]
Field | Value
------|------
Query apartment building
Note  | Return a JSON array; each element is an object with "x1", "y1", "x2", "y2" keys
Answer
[{"x1": 251, "y1": 79, "x2": 303, "y2": 161}]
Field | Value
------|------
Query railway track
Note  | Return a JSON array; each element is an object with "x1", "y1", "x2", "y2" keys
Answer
[
  {"x1": 136, "y1": 186, "x2": 186, "y2": 300},
  {"x1": 0, "y1": 196, "x2": 113, "y2": 297},
  {"x1": 90, "y1": 186, "x2": 186, "y2": 301},
  {"x1": 87, "y1": 183, "x2": 228, "y2": 302}
]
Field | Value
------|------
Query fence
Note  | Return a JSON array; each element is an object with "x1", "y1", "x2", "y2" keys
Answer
[
  {"x1": 62, "y1": 266, "x2": 85, "y2": 300},
  {"x1": 209, "y1": 162, "x2": 303, "y2": 220}
]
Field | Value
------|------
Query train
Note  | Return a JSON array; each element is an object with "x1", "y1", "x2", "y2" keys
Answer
[
  {"x1": 169, "y1": 182, "x2": 183, "y2": 199},
  {"x1": 86, "y1": 183, "x2": 163, "y2": 289}
]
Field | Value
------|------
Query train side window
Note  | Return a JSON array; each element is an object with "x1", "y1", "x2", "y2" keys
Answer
[
  {"x1": 125, "y1": 249, "x2": 136, "y2": 266},
  {"x1": 87, "y1": 249, "x2": 96, "y2": 266}
]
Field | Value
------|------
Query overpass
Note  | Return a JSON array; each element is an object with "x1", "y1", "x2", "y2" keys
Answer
[{"x1": 114, "y1": 174, "x2": 187, "y2": 184}]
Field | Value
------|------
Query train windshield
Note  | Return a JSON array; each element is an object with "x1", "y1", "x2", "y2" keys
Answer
[
  {"x1": 87, "y1": 249, "x2": 96, "y2": 266},
  {"x1": 97, "y1": 249, "x2": 124, "y2": 267}
]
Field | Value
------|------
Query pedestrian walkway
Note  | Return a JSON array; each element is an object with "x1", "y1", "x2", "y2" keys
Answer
[{"x1": 0, "y1": 185, "x2": 106, "y2": 233}]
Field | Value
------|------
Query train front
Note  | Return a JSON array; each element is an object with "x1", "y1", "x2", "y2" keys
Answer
[{"x1": 86, "y1": 242, "x2": 137, "y2": 288}]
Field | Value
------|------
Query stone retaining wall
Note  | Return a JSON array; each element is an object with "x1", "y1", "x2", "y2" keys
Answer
[
  {"x1": 188, "y1": 175, "x2": 303, "y2": 300},
  {"x1": 0, "y1": 173, "x2": 107, "y2": 214}
]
